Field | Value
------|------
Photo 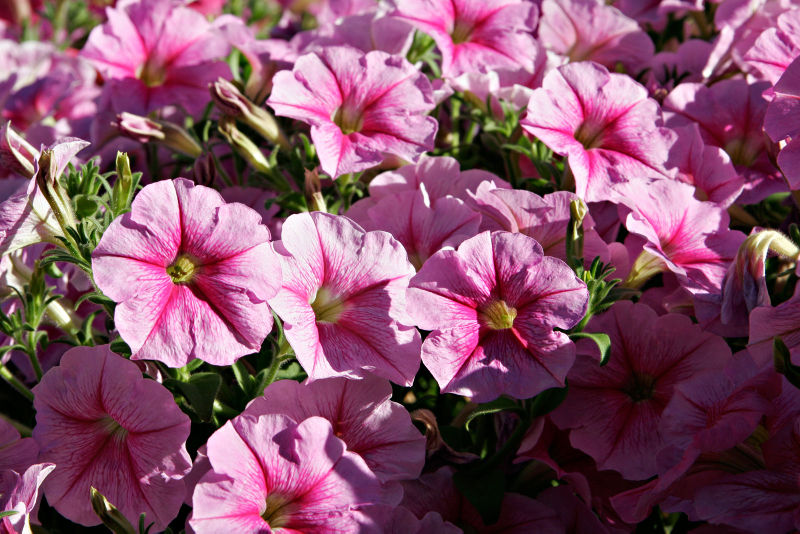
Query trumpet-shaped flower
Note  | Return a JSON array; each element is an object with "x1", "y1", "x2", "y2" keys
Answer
[
  {"x1": 32, "y1": 345, "x2": 192, "y2": 529},
  {"x1": 551, "y1": 301, "x2": 731, "y2": 480},
  {"x1": 189, "y1": 414, "x2": 384, "y2": 533},
  {"x1": 81, "y1": 0, "x2": 231, "y2": 116},
  {"x1": 539, "y1": 0, "x2": 654, "y2": 72},
  {"x1": 407, "y1": 231, "x2": 588, "y2": 402},
  {"x1": 0, "y1": 463, "x2": 54, "y2": 534},
  {"x1": 521, "y1": 61, "x2": 676, "y2": 202},
  {"x1": 765, "y1": 56, "x2": 800, "y2": 190},
  {"x1": 268, "y1": 46, "x2": 437, "y2": 178},
  {"x1": 268, "y1": 211, "x2": 421, "y2": 385},
  {"x1": 92, "y1": 178, "x2": 281, "y2": 367},
  {"x1": 390, "y1": 0, "x2": 539, "y2": 78},
  {"x1": 251, "y1": 375, "x2": 426, "y2": 483}
]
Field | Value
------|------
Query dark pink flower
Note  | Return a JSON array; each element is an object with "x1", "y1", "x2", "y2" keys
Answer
[
  {"x1": 745, "y1": 8, "x2": 800, "y2": 83},
  {"x1": 92, "y1": 178, "x2": 281, "y2": 367},
  {"x1": 250, "y1": 376, "x2": 426, "y2": 484},
  {"x1": 268, "y1": 46, "x2": 437, "y2": 178},
  {"x1": 268, "y1": 211, "x2": 421, "y2": 385},
  {"x1": 749, "y1": 284, "x2": 800, "y2": 367},
  {"x1": 189, "y1": 413, "x2": 384, "y2": 533},
  {"x1": 32, "y1": 345, "x2": 191, "y2": 528},
  {"x1": 390, "y1": 0, "x2": 539, "y2": 78},
  {"x1": 407, "y1": 231, "x2": 588, "y2": 402},
  {"x1": 765, "y1": 55, "x2": 800, "y2": 190},
  {"x1": 81, "y1": 0, "x2": 231, "y2": 116},
  {"x1": 521, "y1": 62, "x2": 676, "y2": 202},
  {"x1": 0, "y1": 463, "x2": 54, "y2": 534},
  {"x1": 551, "y1": 301, "x2": 732, "y2": 480}
]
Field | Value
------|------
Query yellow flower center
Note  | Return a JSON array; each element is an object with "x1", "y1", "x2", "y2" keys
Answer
[
  {"x1": 479, "y1": 299, "x2": 517, "y2": 330},
  {"x1": 332, "y1": 104, "x2": 364, "y2": 135},
  {"x1": 137, "y1": 56, "x2": 167, "y2": 87},
  {"x1": 166, "y1": 255, "x2": 197, "y2": 284},
  {"x1": 451, "y1": 20, "x2": 475, "y2": 44},
  {"x1": 262, "y1": 494, "x2": 293, "y2": 528},
  {"x1": 311, "y1": 286, "x2": 345, "y2": 323}
]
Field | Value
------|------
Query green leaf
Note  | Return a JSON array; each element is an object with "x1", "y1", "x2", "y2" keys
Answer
[
  {"x1": 109, "y1": 339, "x2": 131, "y2": 357},
  {"x1": 570, "y1": 331, "x2": 612, "y2": 366},
  {"x1": 464, "y1": 397, "x2": 524, "y2": 432},
  {"x1": 74, "y1": 194, "x2": 99, "y2": 218},
  {"x1": 0, "y1": 511, "x2": 19, "y2": 518},
  {"x1": 166, "y1": 373, "x2": 222, "y2": 422},
  {"x1": 529, "y1": 385, "x2": 569, "y2": 417},
  {"x1": 453, "y1": 467, "x2": 505, "y2": 525}
]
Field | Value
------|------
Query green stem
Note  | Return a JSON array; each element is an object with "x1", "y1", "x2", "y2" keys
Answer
[
  {"x1": 26, "y1": 340, "x2": 43, "y2": 382},
  {"x1": 212, "y1": 399, "x2": 240, "y2": 419},
  {"x1": 0, "y1": 364, "x2": 34, "y2": 402}
]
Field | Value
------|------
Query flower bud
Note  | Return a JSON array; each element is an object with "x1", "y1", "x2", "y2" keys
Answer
[
  {"x1": 218, "y1": 116, "x2": 271, "y2": 174},
  {"x1": 0, "y1": 122, "x2": 38, "y2": 178},
  {"x1": 210, "y1": 78, "x2": 289, "y2": 150},
  {"x1": 90, "y1": 487, "x2": 136, "y2": 534},
  {"x1": 304, "y1": 167, "x2": 326, "y2": 213},
  {"x1": 115, "y1": 112, "x2": 202, "y2": 158}
]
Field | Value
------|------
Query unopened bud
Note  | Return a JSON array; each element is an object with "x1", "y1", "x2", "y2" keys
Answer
[
  {"x1": 218, "y1": 116, "x2": 271, "y2": 174},
  {"x1": 566, "y1": 198, "x2": 588, "y2": 268},
  {"x1": 112, "y1": 152, "x2": 135, "y2": 214},
  {"x1": 90, "y1": 487, "x2": 136, "y2": 534},
  {"x1": 115, "y1": 113, "x2": 202, "y2": 158},
  {"x1": 0, "y1": 122, "x2": 38, "y2": 177},
  {"x1": 35, "y1": 138, "x2": 89, "y2": 236},
  {"x1": 211, "y1": 78, "x2": 289, "y2": 150},
  {"x1": 304, "y1": 167, "x2": 326, "y2": 212},
  {"x1": 193, "y1": 152, "x2": 218, "y2": 186}
]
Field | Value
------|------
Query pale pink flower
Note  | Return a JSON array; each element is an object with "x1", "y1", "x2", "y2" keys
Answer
[
  {"x1": 0, "y1": 463, "x2": 54, "y2": 534},
  {"x1": 91, "y1": 178, "x2": 282, "y2": 367},
  {"x1": 32, "y1": 345, "x2": 191, "y2": 528},
  {"x1": 464, "y1": 185, "x2": 609, "y2": 264},
  {"x1": 663, "y1": 78, "x2": 784, "y2": 203},
  {"x1": 644, "y1": 40, "x2": 713, "y2": 97},
  {"x1": 614, "y1": 178, "x2": 746, "y2": 303},
  {"x1": 81, "y1": 0, "x2": 231, "y2": 116},
  {"x1": 765, "y1": 55, "x2": 800, "y2": 190},
  {"x1": 521, "y1": 61, "x2": 677, "y2": 202},
  {"x1": 267, "y1": 46, "x2": 437, "y2": 178},
  {"x1": 551, "y1": 301, "x2": 732, "y2": 480},
  {"x1": 390, "y1": 0, "x2": 539, "y2": 78},
  {"x1": 744, "y1": 8, "x2": 800, "y2": 83},
  {"x1": 667, "y1": 123, "x2": 744, "y2": 208},
  {"x1": 250, "y1": 375, "x2": 425, "y2": 483},
  {"x1": 539, "y1": 0, "x2": 654, "y2": 73},
  {"x1": 189, "y1": 413, "x2": 384, "y2": 533},
  {"x1": 407, "y1": 231, "x2": 588, "y2": 402},
  {"x1": 268, "y1": 211, "x2": 421, "y2": 385},
  {"x1": 301, "y1": 12, "x2": 416, "y2": 57},
  {"x1": 346, "y1": 184, "x2": 481, "y2": 270}
]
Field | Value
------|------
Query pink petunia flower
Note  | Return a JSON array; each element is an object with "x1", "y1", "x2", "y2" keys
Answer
[
  {"x1": 390, "y1": 0, "x2": 539, "y2": 78},
  {"x1": 80, "y1": 0, "x2": 231, "y2": 116},
  {"x1": 744, "y1": 8, "x2": 800, "y2": 84},
  {"x1": 464, "y1": 185, "x2": 609, "y2": 265},
  {"x1": 91, "y1": 178, "x2": 282, "y2": 367},
  {"x1": 268, "y1": 211, "x2": 421, "y2": 385},
  {"x1": 550, "y1": 301, "x2": 732, "y2": 480},
  {"x1": 346, "y1": 184, "x2": 481, "y2": 270},
  {"x1": 250, "y1": 375, "x2": 426, "y2": 484},
  {"x1": 764, "y1": 55, "x2": 800, "y2": 190},
  {"x1": 539, "y1": 0, "x2": 655, "y2": 73},
  {"x1": 0, "y1": 463, "x2": 54, "y2": 534},
  {"x1": 189, "y1": 413, "x2": 385, "y2": 533},
  {"x1": 663, "y1": 78, "x2": 784, "y2": 203},
  {"x1": 521, "y1": 61, "x2": 677, "y2": 202},
  {"x1": 407, "y1": 231, "x2": 589, "y2": 402},
  {"x1": 32, "y1": 345, "x2": 191, "y2": 529},
  {"x1": 615, "y1": 0, "x2": 703, "y2": 26},
  {"x1": 267, "y1": 46, "x2": 438, "y2": 178},
  {"x1": 749, "y1": 284, "x2": 800, "y2": 367}
]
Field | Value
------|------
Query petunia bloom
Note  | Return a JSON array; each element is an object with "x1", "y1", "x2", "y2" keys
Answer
[
  {"x1": 407, "y1": 231, "x2": 589, "y2": 402},
  {"x1": 268, "y1": 211, "x2": 421, "y2": 385},
  {"x1": 32, "y1": 345, "x2": 192, "y2": 529},
  {"x1": 251, "y1": 375, "x2": 426, "y2": 483},
  {"x1": 267, "y1": 46, "x2": 437, "y2": 178},
  {"x1": 390, "y1": 0, "x2": 539, "y2": 78},
  {"x1": 189, "y1": 413, "x2": 384, "y2": 533},
  {"x1": 551, "y1": 301, "x2": 732, "y2": 480},
  {"x1": 92, "y1": 178, "x2": 281, "y2": 367},
  {"x1": 521, "y1": 61, "x2": 676, "y2": 202},
  {"x1": 80, "y1": 0, "x2": 231, "y2": 116}
]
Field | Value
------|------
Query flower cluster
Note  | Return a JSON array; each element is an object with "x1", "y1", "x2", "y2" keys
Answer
[{"x1": 1, "y1": 0, "x2": 800, "y2": 533}]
